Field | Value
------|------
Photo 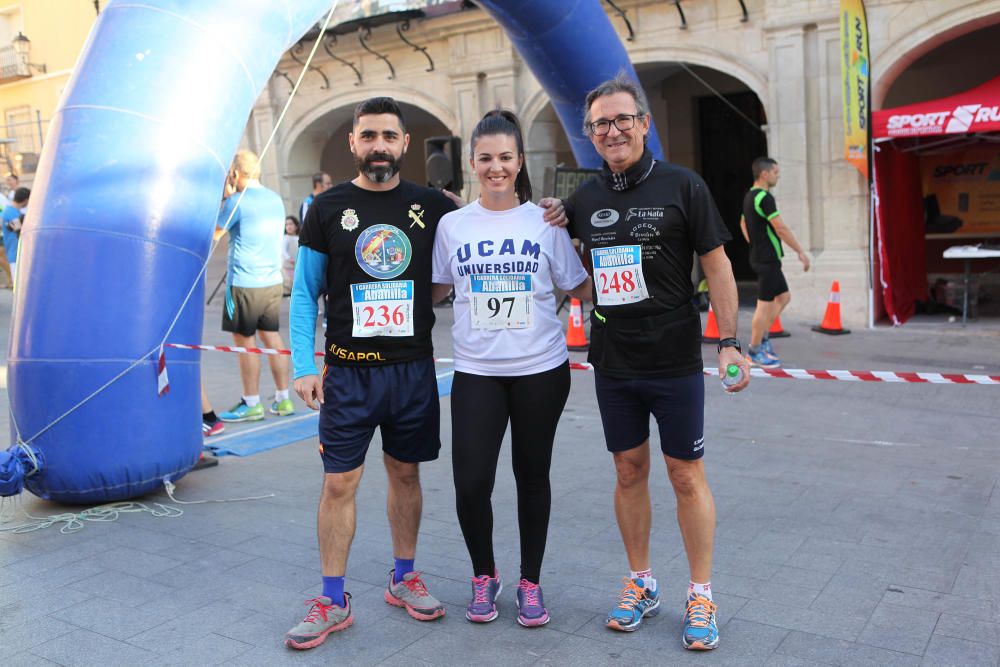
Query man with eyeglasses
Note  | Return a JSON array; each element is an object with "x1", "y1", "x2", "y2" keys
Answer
[{"x1": 563, "y1": 74, "x2": 748, "y2": 650}]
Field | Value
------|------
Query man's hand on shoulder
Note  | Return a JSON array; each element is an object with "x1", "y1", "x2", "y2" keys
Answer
[
  {"x1": 294, "y1": 375, "x2": 324, "y2": 410},
  {"x1": 539, "y1": 197, "x2": 567, "y2": 227},
  {"x1": 441, "y1": 189, "x2": 465, "y2": 208}
]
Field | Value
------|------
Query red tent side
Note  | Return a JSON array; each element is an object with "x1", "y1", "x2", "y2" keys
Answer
[{"x1": 870, "y1": 75, "x2": 1000, "y2": 323}]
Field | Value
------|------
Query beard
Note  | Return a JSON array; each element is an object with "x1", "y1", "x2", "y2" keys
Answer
[{"x1": 355, "y1": 150, "x2": 403, "y2": 184}]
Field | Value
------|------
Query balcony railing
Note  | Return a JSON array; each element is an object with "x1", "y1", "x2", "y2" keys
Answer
[
  {"x1": 1, "y1": 113, "x2": 48, "y2": 175},
  {"x1": 0, "y1": 44, "x2": 30, "y2": 83}
]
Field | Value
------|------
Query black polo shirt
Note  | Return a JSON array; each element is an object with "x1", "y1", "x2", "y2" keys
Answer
[{"x1": 566, "y1": 160, "x2": 730, "y2": 377}]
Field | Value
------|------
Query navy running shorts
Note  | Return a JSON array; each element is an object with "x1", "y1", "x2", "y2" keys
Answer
[
  {"x1": 593, "y1": 370, "x2": 705, "y2": 460},
  {"x1": 752, "y1": 262, "x2": 789, "y2": 302},
  {"x1": 318, "y1": 358, "x2": 440, "y2": 473}
]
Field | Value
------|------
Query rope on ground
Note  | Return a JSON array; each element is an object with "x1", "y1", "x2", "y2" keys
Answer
[
  {"x1": 0, "y1": 494, "x2": 183, "y2": 535},
  {"x1": 0, "y1": 478, "x2": 277, "y2": 534},
  {"x1": 161, "y1": 479, "x2": 275, "y2": 505}
]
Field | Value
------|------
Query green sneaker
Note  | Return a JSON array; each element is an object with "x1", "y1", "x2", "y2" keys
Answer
[
  {"x1": 218, "y1": 399, "x2": 265, "y2": 422},
  {"x1": 270, "y1": 398, "x2": 295, "y2": 416}
]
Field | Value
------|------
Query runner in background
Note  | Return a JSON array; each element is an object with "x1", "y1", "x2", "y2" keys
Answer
[
  {"x1": 740, "y1": 157, "x2": 810, "y2": 368},
  {"x1": 215, "y1": 150, "x2": 294, "y2": 423}
]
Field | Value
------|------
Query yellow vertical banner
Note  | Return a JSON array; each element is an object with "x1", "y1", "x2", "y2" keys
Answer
[{"x1": 841, "y1": 0, "x2": 870, "y2": 179}]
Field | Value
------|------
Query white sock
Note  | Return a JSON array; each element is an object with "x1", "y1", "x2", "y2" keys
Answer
[
  {"x1": 274, "y1": 389, "x2": 289, "y2": 401},
  {"x1": 243, "y1": 395, "x2": 260, "y2": 407},
  {"x1": 631, "y1": 569, "x2": 656, "y2": 591},
  {"x1": 689, "y1": 581, "x2": 712, "y2": 601}
]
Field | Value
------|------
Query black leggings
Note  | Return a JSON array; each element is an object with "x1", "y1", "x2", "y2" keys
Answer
[{"x1": 451, "y1": 362, "x2": 571, "y2": 584}]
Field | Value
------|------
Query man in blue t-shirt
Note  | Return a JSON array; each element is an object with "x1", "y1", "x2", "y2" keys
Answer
[
  {"x1": 300, "y1": 171, "x2": 332, "y2": 221},
  {"x1": 215, "y1": 150, "x2": 294, "y2": 422},
  {"x1": 2, "y1": 187, "x2": 28, "y2": 286}
]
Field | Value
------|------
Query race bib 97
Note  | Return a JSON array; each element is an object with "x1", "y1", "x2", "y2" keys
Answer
[
  {"x1": 470, "y1": 274, "x2": 533, "y2": 330},
  {"x1": 591, "y1": 245, "x2": 649, "y2": 306},
  {"x1": 351, "y1": 280, "x2": 414, "y2": 337}
]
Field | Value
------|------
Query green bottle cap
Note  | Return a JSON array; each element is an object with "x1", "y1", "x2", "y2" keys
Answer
[{"x1": 726, "y1": 364, "x2": 740, "y2": 377}]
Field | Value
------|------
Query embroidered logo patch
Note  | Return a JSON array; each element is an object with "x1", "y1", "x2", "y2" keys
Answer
[
  {"x1": 408, "y1": 203, "x2": 425, "y2": 229},
  {"x1": 341, "y1": 208, "x2": 360, "y2": 231},
  {"x1": 355, "y1": 224, "x2": 412, "y2": 279}
]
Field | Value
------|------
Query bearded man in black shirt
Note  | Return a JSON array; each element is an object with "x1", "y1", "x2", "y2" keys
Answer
[{"x1": 564, "y1": 75, "x2": 748, "y2": 650}]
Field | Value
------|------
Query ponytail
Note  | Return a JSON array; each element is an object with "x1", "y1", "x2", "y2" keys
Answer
[{"x1": 470, "y1": 108, "x2": 533, "y2": 203}]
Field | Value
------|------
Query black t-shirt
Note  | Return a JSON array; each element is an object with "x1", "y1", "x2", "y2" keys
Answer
[
  {"x1": 566, "y1": 161, "x2": 730, "y2": 377},
  {"x1": 742, "y1": 188, "x2": 783, "y2": 265},
  {"x1": 298, "y1": 180, "x2": 457, "y2": 366}
]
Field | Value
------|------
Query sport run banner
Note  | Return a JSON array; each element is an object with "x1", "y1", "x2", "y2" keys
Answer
[
  {"x1": 921, "y1": 147, "x2": 1000, "y2": 236},
  {"x1": 841, "y1": 0, "x2": 870, "y2": 179}
]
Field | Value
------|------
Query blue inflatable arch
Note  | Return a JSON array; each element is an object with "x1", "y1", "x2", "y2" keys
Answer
[{"x1": 5, "y1": 0, "x2": 662, "y2": 504}]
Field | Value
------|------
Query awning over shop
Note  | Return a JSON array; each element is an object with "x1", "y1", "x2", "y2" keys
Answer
[
  {"x1": 871, "y1": 75, "x2": 1000, "y2": 324},
  {"x1": 873, "y1": 76, "x2": 1000, "y2": 139}
]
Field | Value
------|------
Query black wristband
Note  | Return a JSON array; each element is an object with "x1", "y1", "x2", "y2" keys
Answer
[{"x1": 717, "y1": 337, "x2": 742, "y2": 354}]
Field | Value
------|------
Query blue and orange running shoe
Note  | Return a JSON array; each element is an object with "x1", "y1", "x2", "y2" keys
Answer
[
  {"x1": 466, "y1": 570, "x2": 502, "y2": 623},
  {"x1": 760, "y1": 338, "x2": 781, "y2": 362},
  {"x1": 606, "y1": 577, "x2": 659, "y2": 632},
  {"x1": 682, "y1": 594, "x2": 719, "y2": 650},
  {"x1": 747, "y1": 348, "x2": 780, "y2": 369}
]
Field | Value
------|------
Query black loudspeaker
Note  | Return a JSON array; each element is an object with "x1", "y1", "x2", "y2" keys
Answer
[{"x1": 424, "y1": 136, "x2": 463, "y2": 192}]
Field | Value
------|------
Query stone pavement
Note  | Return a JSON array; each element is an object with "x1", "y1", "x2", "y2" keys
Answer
[{"x1": 2, "y1": 255, "x2": 1000, "y2": 665}]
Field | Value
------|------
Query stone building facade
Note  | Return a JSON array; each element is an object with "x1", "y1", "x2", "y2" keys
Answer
[{"x1": 243, "y1": 0, "x2": 1000, "y2": 328}]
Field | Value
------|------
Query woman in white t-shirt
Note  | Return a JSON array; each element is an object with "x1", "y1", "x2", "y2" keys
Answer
[
  {"x1": 282, "y1": 215, "x2": 300, "y2": 295},
  {"x1": 432, "y1": 109, "x2": 591, "y2": 628}
]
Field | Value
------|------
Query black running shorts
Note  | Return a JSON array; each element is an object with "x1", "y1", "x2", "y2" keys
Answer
[
  {"x1": 222, "y1": 284, "x2": 282, "y2": 336},
  {"x1": 752, "y1": 262, "x2": 789, "y2": 302}
]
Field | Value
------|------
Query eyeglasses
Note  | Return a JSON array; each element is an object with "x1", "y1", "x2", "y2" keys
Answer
[{"x1": 588, "y1": 114, "x2": 643, "y2": 136}]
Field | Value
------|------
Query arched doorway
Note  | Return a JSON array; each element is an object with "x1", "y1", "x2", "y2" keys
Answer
[
  {"x1": 283, "y1": 100, "x2": 452, "y2": 213},
  {"x1": 882, "y1": 22, "x2": 1000, "y2": 108},
  {"x1": 634, "y1": 62, "x2": 767, "y2": 281}
]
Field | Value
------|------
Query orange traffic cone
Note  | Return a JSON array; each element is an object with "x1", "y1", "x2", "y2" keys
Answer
[
  {"x1": 701, "y1": 305, "x2": 720, "y2": 343},
  {"x1": 566, "y1": 298, "x2": 589, "y2": 351},
  {"x1": 769, "y1": 316, "x2": 790, "y2": 338},
  {"x1": 812, "y1": 281, "x2": 851, "y2": 335}
]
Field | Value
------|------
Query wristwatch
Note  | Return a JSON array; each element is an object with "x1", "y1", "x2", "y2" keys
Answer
[{"x1": 717, "y1": 337, "x2": 742, "y2": 354}]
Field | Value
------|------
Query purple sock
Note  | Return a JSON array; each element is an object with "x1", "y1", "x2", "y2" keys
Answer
[
  {"x1": 393, "y1": 557, "x2": 415, "y2": 584},
  {"x1": 322, "y1": 576, "x2": 345, "y2": 606}
]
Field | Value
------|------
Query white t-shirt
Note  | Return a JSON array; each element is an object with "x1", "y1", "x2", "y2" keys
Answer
[
  {"x1": 282, "y1": 234, "x2": 299, "y2": 266},
  {"x1": 432, "y1": 200, "x2": 588, "y2": 376}
]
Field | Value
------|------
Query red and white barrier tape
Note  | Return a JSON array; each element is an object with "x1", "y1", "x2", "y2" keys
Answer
[
  {"x1": 165, "y1": 344, "x2": 1000, "y2": 385},
  {"x1": 166, "y1": 343, "x2": 322, "y2": 358}
]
